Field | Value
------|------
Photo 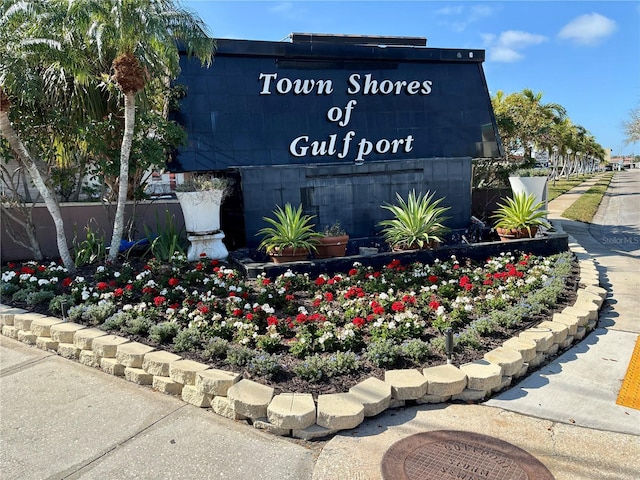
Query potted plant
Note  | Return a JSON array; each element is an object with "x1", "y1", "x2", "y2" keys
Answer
[
  {"x1": 492, "y1": 191, "x2": 551, "y2": 241},
  {"x1": 174, "y1": 175, "x2": 229, "y2": 260},
  {"x1": 257, "y1": 203, "x2": 323, "y2": 263},
  {"x1": 378, "y1": 190, "x2": 450, "y2": 251},
  {"x1": 315, "y1": 221, "x2": 349, "y2": 258},
  {"x1": 508, "y1": 168, "x2": 550, "y2": 211}
]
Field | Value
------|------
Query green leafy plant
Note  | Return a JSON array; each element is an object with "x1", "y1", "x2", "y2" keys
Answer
[
  {"x1": 378, "y1": 190, "x2": 451, "y2": 250},
  {"x1": 511, "y1": 168, "x2": 550, "y2": 177},
  {"x1": 175, "y1": 175, "x2": 229, "y2": 194},
  {"x1": 144, "y1": 211, "x2": 186, "y2": 261},
  {"x1": 73, "y1": 226, "x2": 107, "y2": 267},
  {"x1": 492, "y1": 191, "x2": 551, "y2": 237},
  {"x1": 321, "y1": 221, "x2": 347, "y2": 237},
  {"x1": 257, "y1": 203, "x2": 322, "y2": 255}
]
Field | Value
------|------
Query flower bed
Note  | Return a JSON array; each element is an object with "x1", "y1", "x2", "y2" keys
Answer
[{"x1": 0, "y1": 250, "x2": 577, "y2": 396}]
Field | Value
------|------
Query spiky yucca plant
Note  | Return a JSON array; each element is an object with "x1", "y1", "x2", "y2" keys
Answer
[
  {"x1": 257, "y1": 203, "x2": 322, "y2": 254},
  {"x1": 492, "y1": 191, "x2": 550, "y2": 237},
  {"x1": 378, "y1": 190, "x2": 451, "y2": 250}
]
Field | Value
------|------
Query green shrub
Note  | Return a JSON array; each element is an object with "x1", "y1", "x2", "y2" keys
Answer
[
  {"x1": 83, "y1": 302, "x2": 116, "y2": 325},
  {"x1": 173, "y1": 327, "x2": 202, "y2": 353},
  {"x1": 247, "y1": 353, "x2": 281, "y2": 379},
  {"x1": 26, "y1": 290, "x2": 55, "y2": 306},
  {"x1": 101, "y1": 311, "x2": 129, "y2": 331},
  {"x1": 11, "y1": 288, "x2": 33, "y2": 303},
  {"x1": 149, "y1": 321, "x2": 180, "y2": 344},
  {"x1": 325, "y1": 351, "x2": 360, "y2": 376},
  {"x1": 203, "y1": 337, "x2": 229, "y2": 359},
  {"x1": 226, "y1": 344, "x2": 255, "y2": 367},
  {"x1": 293, "y1": 354, "x2": 328, "y2": 382},
  {"x1": 49, "y1": 294, "x2": 75, "y2": 316},
  {"x1": 365, "y1": 339, "x2": 400, "y2": 367},
  {"x1": 67, "y1": 304, "x2": 87, "y2": 323},
  {"x1": 123, "y1": 316, "x2": 153, "y2": 336},
  {"x1": 400, "y1": 339, "x2": 432, "y2": 364}
]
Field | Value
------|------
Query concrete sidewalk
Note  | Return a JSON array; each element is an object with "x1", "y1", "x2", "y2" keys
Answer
[{"x1": 1, "y1": 172, "x2": 639, "y2": 480}]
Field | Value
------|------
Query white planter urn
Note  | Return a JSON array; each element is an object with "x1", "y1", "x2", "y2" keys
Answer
[
  {"x1": 175, "y1": 190, "x2": 228, "y2": 260},
  {"x1": 508, "y1": 176, "x2": 548, "y2": 211}
]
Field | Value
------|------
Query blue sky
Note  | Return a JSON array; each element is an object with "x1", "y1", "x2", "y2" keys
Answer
[{"x1": 183, "y1": 0, "x2": 640, "y2": 156}]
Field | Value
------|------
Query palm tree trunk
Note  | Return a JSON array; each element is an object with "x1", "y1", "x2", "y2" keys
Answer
[
  {"x1": 0, "y1": 111, "x2": 75, "y2": 272},
  {"x1": 108, "y1": 91, "x2": 136, "y2": 262}
]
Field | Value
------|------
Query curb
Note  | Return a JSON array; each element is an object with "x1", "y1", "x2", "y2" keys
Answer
[{"x1": 0, "y1": 225, "x2": 605, "y2": 440}]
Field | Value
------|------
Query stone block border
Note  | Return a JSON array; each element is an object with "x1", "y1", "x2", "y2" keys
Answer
[{"x1": 0, "y1": 230, "x2": 605, "y2": 440}]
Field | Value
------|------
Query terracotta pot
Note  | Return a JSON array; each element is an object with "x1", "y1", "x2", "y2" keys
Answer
[
  {"x1": 496, "y1": 227, "x2": 538, "y2": 241},
  {"x1": 268, "y1": 246, "x2": 310, "y2": 264},
  {"x1": 315, "y1": 235, "x2": 349, "y2": 258}
]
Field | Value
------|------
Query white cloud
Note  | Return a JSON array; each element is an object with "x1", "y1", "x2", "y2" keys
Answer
[
  {"x1": 558, "y1": 13, "x2": 617, "y2": 45},
  {"x1": 483, "y1": 30, "x2": 547, "y2": 63},
  {"x1": 435, "y1": 4, "x2": 495, "y2": 32}
]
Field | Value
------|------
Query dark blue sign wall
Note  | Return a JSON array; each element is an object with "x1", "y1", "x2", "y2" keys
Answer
[{"x1": 172, "y1": 36, "x2": 501, "y2": 247}]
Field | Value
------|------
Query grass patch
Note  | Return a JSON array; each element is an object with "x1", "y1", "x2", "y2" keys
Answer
[
  {"x1": 562, "y1": 173, "x2": 615, "y2": 223},
  {"x1": 547, "y1": 174, "x2": 595, "y2": 201}
]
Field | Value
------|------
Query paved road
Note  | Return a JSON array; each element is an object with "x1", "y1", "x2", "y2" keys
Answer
[{"x1": 591, "y1": 169, "x2": 640, "y2": 255}]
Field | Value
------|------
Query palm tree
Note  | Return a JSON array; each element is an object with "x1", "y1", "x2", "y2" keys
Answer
[
  {"x1": 0, "y1": 1, "x2": 77, "y2": 272},
  {"x1": 83, "y1": 0, "x2": 214, "y2": 261}
]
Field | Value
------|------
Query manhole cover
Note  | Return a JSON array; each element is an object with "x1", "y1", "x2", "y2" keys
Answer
[{"x1": 381, "y1": 430, "x2": 554, "y2": 480}]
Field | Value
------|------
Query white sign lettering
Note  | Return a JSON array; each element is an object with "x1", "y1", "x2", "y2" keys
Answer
[{"x1": 259, "y1": 71, "x2": 431, "y2": 162}]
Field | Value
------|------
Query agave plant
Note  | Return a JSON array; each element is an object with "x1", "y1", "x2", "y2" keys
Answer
[
  {"x1": 378, "y1": 190, "x2": 451, "y2": 250},
  {"x1": 492, "y1": 191, "x2": 551, "y2": 238},
  {"x1": 257, "y1": 203, "x2": 323, "y2": 255}
]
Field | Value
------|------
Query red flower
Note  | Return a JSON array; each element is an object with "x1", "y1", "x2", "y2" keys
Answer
[
  {"x1": 348, "y1": 268, "x2": 358, "y2": 276},
  {"x1": 267, "y1": 316, "x2": 278, "y2": 326},
  {"x1": 168, "y1": 277, "x2": 179, "y2": 286},
  {"x1": 198, "y1": 304, "x2": 209, "y2": 314},
  {"x1": 246, "y1": 313, "x2": 254, "y2": 321},
  {"x1": 312, "y1": 298, "x2": 321, "y2": 307},
  {"x1": 8, "y1": 263, "x2": 15, "y2": 269},
  {"x1": 62, "y1": 277, "x2": 73, "y2": 287},
  {"x1": 314, "y1": 276, "x2": 326, "y2": 286},
  {"x1": 285, "y1": 294, "x2": 295, "y2": 301},
  {"x1": 114, "y1": 288, "x2": 124, "y2": 297},
  {"x1": 232, "y1": 308, "x2": 243, "y2": 317},
  {"x1": 483, "y1": 279, "x2": 493, "y2": 286},
  {"x1": 352, "y1": 317, "x2": 366, "y2": 327},
  {"x1": 37, "y1": 265, "x2": 46, "y2": 272},
  {"x1": 296, "y1": 313, "x2": 307, "y2": 324},
  {"x1": 200, "y1": 252, "x2": 207, "y2": 258},
  {"x1": 428, "y1": 275, "x2": 438, "y2": 284},
  {"x1": 195, "y1": 263, "x2": 203, "y2": 271},
  {"x1": 96, "y1": 282, "x2": 108, "y2": 291},
  {"x1": 459, "y1": 275, "x2": 471, "y2": 287},
  {"x1": 262, "y1": 278, "x2": 271, "y2": 286},
  {"x1": 21, "y1": 266, "x2": 35, "y2": 275},
  {"x1": 453, "y1": 264, "x2": 460, "y2": 270},
  {"x1": 125, "y1": 284, "x2": 133, "y2": 291},
  {"x1": 153, "y1": 296, "x2": 166, "y2": 307},
  {"x1": 391, "y1": 301, "x2": 405, "y2": 312},
  {"x1": 429, "y1": 300, "x2": 440, "y2": 310},
  {"x1": 324, "y1": 292, "x2": 334, "y2": 302}
]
